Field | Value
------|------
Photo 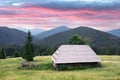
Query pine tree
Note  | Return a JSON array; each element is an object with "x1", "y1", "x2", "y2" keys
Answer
[
  {"x1": 68, "y1": 34, "x2": 86, "y2": 45},
  {"x1": 23, "y1": 31, "x2": 34, "y2": 61},
  {"x1": 0, "y1": 48, "x2": 6, "y2": 59}
]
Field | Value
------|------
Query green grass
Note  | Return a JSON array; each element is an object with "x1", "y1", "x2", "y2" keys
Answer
[{"x1": 0, "y1": 56, "x2": 120, "y2": 80}]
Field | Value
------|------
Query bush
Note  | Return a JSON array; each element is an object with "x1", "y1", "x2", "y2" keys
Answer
[
  {"x1": 57, "y1": 64, "x2": 68, "y2": 71},
  {"x1": 57, "y1": 63, "x2": 102, "y2": 71}
]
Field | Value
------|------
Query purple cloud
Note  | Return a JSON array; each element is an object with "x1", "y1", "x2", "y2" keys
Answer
[
  {"x1": 20, "y1": 0, "x2": 120, "y2": 11},
  {"x1": 0, "y1": 10, "x2": 17, "y2": 15}
]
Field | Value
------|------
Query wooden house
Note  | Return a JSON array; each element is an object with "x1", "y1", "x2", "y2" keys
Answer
[{"x1": 52, "y1": 45, "x2": 101, "y2": 68}]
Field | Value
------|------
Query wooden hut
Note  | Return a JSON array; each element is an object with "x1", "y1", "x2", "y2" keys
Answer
[{"x1": 51, "y1": 45, "x2": 101, "y2": 68}]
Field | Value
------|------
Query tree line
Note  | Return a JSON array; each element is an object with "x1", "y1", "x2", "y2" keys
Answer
[{"x1": 0, "y1": 33, "x2": 120, "y2": 60}]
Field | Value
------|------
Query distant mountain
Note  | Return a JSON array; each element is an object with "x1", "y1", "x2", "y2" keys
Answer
[
  {"x1": 30, "y1": 28, "x2": 45, "y2": 35},
  {"x1": 108, "y1": 29, "x2": 120, "y2": 38},
  {"x1": 37, "y1": 27, "x2": 120, "y2": 48},
  {"x1": 0, "y1": 27, "x2": 37, "y2": 45},
  {"x1": 36, "y1": 26, "x2": 70, "y2": 39},
  {"x1": 16, "y1": 28, "x2": 45, "y2": 35}
]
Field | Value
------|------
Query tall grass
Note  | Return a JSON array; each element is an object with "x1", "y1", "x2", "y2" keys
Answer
[{"x1": 0, "y1": 56, "x2": 120, "y2": 80}]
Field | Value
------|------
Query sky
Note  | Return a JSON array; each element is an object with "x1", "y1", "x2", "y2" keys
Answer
[{"x1": 0, "y1": 0, "x2": 120, "y2": 31}]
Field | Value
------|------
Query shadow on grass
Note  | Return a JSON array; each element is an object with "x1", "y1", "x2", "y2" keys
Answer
[{"x1": 56, "y1": 63, "x2": 102, "y2": 71}]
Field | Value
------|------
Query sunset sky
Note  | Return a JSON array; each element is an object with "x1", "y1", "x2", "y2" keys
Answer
[{"x1": 0, "y1": 0, "x2": 120, "y2": 31}]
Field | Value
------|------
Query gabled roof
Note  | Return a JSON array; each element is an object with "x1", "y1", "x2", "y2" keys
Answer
[{"x1": 52, "y1": 45, "x2": 101, "y2": 64}]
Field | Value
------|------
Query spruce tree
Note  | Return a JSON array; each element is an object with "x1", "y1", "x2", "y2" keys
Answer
[
  {"x1": 0, "y1": 48, "x2": 6, "y2": 59},
  {"x1": 68, "y1": 34, "x2": 86, "y2": 45},
  {"x1": 23, "y1": 31, "x2": 34, "y2": 61}
]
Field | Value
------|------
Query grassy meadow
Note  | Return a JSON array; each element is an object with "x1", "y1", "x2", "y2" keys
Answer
[{"x1": 0, "y1": 56, "x2": 120, "y2": 80}]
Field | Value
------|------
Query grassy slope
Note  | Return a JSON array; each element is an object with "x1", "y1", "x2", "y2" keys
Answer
[{"x1": 0, "y1": 56, "x2": 120, "y2": 80}]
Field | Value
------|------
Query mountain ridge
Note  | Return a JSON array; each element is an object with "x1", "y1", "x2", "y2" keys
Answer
[
  {"x1": 36, "y1": 26, "x2": 70, "y2": 39},
  {"x1": 37, "y1": 26, "x2": 120, "y2": 47},
  {"x1": 108, "y1": 29, "x2": 120, "y2": 38},
  {"x1": 16, "y1": 28, "x2": 45, "y2": 35},
  {"x1": 0, "y1": 26, "x2": 37, "y2": 45}
]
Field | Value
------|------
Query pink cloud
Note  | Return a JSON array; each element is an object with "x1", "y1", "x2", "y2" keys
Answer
[{"x1": 0, "y1": 6, "x2": 120, "y2": 30}]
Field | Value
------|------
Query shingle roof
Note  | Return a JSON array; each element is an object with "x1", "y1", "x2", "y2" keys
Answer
[{"x1": 52, "y1": 45, "x2": 101, "y2": 64}]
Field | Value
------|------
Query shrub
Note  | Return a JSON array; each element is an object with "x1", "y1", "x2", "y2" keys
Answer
[{"x1": 57, "y1": 64, "x2": 68, "y2": 71}]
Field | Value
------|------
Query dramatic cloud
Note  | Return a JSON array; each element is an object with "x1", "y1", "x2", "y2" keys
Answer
[
  {"x1": 17, "y1": 0, "x2": 120, "y2": 11},
  {"x1": 1, "y1": 0, "x2": 120, "y2": 11},
  {"x1": 0, "y1": 0, "x2": 120, "y2": 30}
]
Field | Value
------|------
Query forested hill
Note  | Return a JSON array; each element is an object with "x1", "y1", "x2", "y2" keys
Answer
[
  {"x1": 37, "y1": 27, "x2": 120, "y2": 48},
  {"x1": 0, "y1": 27, "x2": 28, "y2": 45}
]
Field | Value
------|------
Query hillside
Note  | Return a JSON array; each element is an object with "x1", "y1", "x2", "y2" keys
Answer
[
  {"x1": 0, "y1": 27, "x2": 37, "y2": 45},
  {"x1": 36, "y1": 26, "x2": 70, "y2": 39},
  {"x1": 0, "y1": 56, "x2": 120, "y2": 80},
  {"x1": 37, "y1": 27, "x2": 120, "y2": 47},
  {"x1": 108, "y1": 29, "x2": 120, "y2": 38}
]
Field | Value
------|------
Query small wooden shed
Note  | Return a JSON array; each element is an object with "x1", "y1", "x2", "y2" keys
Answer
[{"x1": 51, "y1": 45, "x2": 101, "y2": 68}]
